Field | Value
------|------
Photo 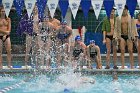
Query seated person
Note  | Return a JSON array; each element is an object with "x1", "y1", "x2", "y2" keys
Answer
[{"x1": 87, "y1": 40, "x2": 102, "y2": 69}]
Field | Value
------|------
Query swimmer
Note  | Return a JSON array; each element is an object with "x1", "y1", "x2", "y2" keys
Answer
[
  {"x1": 0, "y1": 6, "x2": 12, "y2": 69},
  {"x1": 102, "y1": 7, "x2": 118, "y2": 69},
  {"x1": 80, "y1": 77, "x2": 95, "y2": 84},
  {"x1": 57, "y1": 76, "x2": 95, "y2": 86},
  {"x1": 72, "y1": 35, "x2": 86, "y2": 68},
  {"x1": 56, "y1": 20, "x2": 72, "y2": 67},
  {"x1": 87, "y1": 40, "x2": 102, "y2": 69},
  {"x1": 112, "y1": 72, "x2": 118, "y2": 81},
  {"x1": 136, "y1": 12, "x2": 140, "y2": 69},
  {"x1": 112, "y1": 72, "x2": 123, "y2": 93},
  {"x1": 114, "y1": 5, "x2": 138, "y2": 69}
]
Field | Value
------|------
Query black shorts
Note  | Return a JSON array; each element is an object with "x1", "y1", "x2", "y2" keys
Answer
[
  {"x1": 0, "y1": 35, "x2": 10, "y2": 42},
  {"x1": 121, "y1": 35, "x2": 128, "y2": 41},
  {"x1": 90, "y1": 54, "x2": 97, "y2": 59},
  {"x1": 106, "y1": 35, "x2": 113, "y2": 41}
]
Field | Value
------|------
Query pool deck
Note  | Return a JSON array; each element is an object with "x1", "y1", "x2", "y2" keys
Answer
[
  {"x1": 0, "y1": 66, "x2": 140, "y2": 75},
  {"x1": 0, "y1": 53, "x2": 139, "y2": 74}
]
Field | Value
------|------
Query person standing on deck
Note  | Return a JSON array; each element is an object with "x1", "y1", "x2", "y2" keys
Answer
[
  {"x1": 114, "y1": 5, "x2": 138, "y2": 69},
  {"x1": 17, "y1": 4, "x2": 39, "y2": 69},
  {"x1": 0, "y1": 6, "x2": 12, "y2": 69},
  {"x1": 102, "y1": 7, "x2": 118, "y2": 69},
  {"x1": 135, "y1": 12, "x2": 140, "y2": 69},
  {"x1": 24, "y1": 4, "x2": 39, "y2": 68},
  {"x1": 37, "y1": 16, "x2": 55, "y2": 68}
]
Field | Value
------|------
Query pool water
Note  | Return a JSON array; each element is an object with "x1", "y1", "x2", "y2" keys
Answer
[
  {"x1": 0, "y1": 72, "x2": 140, "y2": 93},
  {"x1": 0, "y1": 74, "x2": 23, "y2": 89}
]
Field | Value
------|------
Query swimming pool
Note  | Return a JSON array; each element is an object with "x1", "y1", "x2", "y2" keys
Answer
[{"x1": 0, "y1": 71, "x2": 140, "y2": 93}]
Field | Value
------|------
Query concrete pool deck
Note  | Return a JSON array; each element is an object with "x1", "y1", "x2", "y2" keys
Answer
[
  {"x1": 0, "y1": 66, "x2": 140, "y2": 75},
  {"x1": 0, "y1": 53, "x2": 139, "y2": 74}
]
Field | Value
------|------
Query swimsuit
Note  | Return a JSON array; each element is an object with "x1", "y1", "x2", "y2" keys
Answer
[
  {"x1": 57, "y1": 31, "x2": 70, "y2": 44},
  {"x1": 73, "y1": 49, "x2": 83, "y2": 58},
  {"x1": 106, "y1": 35, "x2": 113, "y2": 41},
  {"x1": 57, "y1": 32, "x2": 70, "y2": 40},
  {"x1": 73, "y1": 43, "x2": 83, "y2": 58},
  {"x1": 39, "y1": 23, "x2": 50, "y2": 42},
  {"x1": 121, "y1": 35, "x2": 128, "y2": 41},
  {"x1": 136, "y1": 24, "x2": 140, "y2": 39},
  {"x1": 89, "y1": 46, "x2": 97, "y2": 59},
  {"x1": 0, "y1": 35, "x2": 10, "y2": 42}
]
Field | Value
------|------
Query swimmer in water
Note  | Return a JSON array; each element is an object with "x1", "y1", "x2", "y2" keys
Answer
[
  {"x1": 57, "y1": 76, "x2": 95, "y2": 86},
  {"x1": 112, "y1": 72, "x2": 118, "y2": 81},
  {"x1": 80, "y1": 77, "x2": 95, "y2": 84},
  {"x1": 112, "y1": 72, "x2": 123, "y2": 93}
]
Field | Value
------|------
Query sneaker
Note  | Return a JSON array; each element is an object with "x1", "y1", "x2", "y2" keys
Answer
[
  {"x1": 113, "y1": 65, "x2": 118, "y2": 69},
  {"x1": 105, "y1": 65, "x2": 110, "y2": 69}
]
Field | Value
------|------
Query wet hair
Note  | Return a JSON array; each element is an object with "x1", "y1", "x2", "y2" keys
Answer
[{"x1": 124, "y1": 5, "x2": 128, "y2": 10}]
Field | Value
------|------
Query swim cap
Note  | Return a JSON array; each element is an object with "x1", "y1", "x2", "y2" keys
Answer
[
  {"x1": 90, "y1": 40, "x2": 95, "y2": 44},
  {"x1": 64, "y1": 88, "x2": 70, "y2": 93},
  {"x1": 61, "y1": 19, "x2": 67, "y2": 25},
  {"x1": 75, "y1": 35, "x2": 81, "y2": 41}
]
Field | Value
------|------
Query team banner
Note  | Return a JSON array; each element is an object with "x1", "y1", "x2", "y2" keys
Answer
[
  {"x1": 14, "y1": 0, "x2": 24, "y2": 17},
  {"x1": 126, "y1": 0, "x2": 137, "y2": 17},
  {"x1": 81, "y1": 0, "x2": 91, "y2": 18},
  {"x1": 114, "y1": 0, "x2": 126, "y2": 17},
  {"x1": 138, "y1": 0, "x2": 140, "y2": 9},
  {"x1": 103, "y1": 0, "x2": 114, "y2": 18},
  {"x1": 37, "y1": 0, "x2": 47, "y2": 19},
  {"x1": 2, "y1": 0, "x2": 13, "y2": 17},
  {"x1": 69, "y1": 0, "x2": 81, "y2": 19},
  {"x1": 91, "y1": 0, "x2": 103, "y2": 19},
  {"x1": 47, "y1": 0, "x2": 59, "y2": 18},
  {"x1": 59, "y1": 0, "x2": 69, "y2": 18},
  {"x1": 25, "y1": 0, "x2": 36, "y2": 18}
]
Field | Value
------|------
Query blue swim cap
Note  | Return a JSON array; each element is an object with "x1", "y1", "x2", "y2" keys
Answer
[
  {"x1": 61, "y1": 19, "x2": 67, "y2": 25},
  {"x1": 64, "y1": 88, "x2": 70, "y2": 93},
  {"x1": 75, "y1": 35, "x2": 81, "y2": 41},
  {"x1": 90, "y1": 40, "x2": 95, "y2": 44}
]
